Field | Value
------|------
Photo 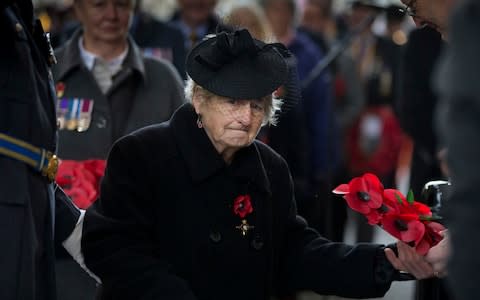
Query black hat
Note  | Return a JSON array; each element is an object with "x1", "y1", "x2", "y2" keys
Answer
[
  {"x1": 386, "y1": 4, "x2": 406, "y2": 21},
  {"x1": 186, "y1": 29, "x2": 291, "y2": 100}
]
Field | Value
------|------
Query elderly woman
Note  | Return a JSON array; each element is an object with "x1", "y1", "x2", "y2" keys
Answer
[{"x1": 81, "y1": 29, "x2": 435, "y2": 300}]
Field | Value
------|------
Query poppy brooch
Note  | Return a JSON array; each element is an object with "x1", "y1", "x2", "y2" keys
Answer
[{"x1": 233, "y1": 194, "x2": 254, "y2": 236}]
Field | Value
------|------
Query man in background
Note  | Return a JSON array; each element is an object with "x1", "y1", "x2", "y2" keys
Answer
[
  {"x1": 400, "y1": 0, "x2": 480, "y2": 298},
  {"x1": 169, "y1": 0, "x2": 221, "y2": 51}
]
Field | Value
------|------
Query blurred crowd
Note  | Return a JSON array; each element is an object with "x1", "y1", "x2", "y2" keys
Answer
[{"x1": 32, "y1": 0, "x2": 448, "y2": 299}]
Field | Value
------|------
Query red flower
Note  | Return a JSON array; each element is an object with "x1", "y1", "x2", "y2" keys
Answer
[
  {"x1": 335, "y1": 173, "x2": 384, "y2": 215},
  {"x1": 365, "y1": 209, "x2": 383, "y2": 225},
  {"x1": 55, "y1": 159, "x2": 106, "y2": 209},
  {"x1": 382, "y1": 213, "x2": 425, "y2": 245},
  {"x1": 333, "y1": 173, "x2": 444, "y2": 255},
  {"x1": 415, "y1": 221, "x2": 446, "y2": 255},
  {"x1": 233, "y1": 194, "x2": 253, "y2": 218}
]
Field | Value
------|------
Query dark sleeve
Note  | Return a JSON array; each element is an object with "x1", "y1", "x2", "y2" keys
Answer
[
  {"x1": 434, "y1": 1, "x2": 480, "y2": 298},
  {"x1": 274, "y1": 158, "x2": 397, "y2": 298},
  {"x1": 54, "y1": 184, "x2": 81, "y2": 243},
  {"x1": 81, "y1": 134, "x2": 197, "y2": 300}
]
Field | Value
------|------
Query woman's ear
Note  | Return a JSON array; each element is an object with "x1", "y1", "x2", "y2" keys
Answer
[{"x1": 192, "y1": 91, "x2": 203, "y2": 115}]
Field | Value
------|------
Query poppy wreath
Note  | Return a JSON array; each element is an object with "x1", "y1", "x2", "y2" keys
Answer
[
  {"x1": 333, "y1": 173, "x2": 444, "y2": 255},
  {"x1": 56, "y1": 159, "x2": 106, "y2": 209}
]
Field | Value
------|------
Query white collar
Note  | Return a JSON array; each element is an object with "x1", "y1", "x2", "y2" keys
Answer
[{"x1": 78, "y1": 37, "x2": 129, "y2": 71}]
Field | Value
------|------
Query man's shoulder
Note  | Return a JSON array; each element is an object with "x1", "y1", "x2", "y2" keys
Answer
[{"x1": 142, "y1": 54, "x2": 182, "y2": 84}]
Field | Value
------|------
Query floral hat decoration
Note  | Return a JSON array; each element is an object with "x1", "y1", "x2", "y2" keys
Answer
[{"x1": 186, "y1": 28, "x2": 301, "y2": 111}]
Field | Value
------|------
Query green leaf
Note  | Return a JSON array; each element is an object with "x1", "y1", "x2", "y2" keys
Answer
[
  {"x1": 394, "y1": 193, "x2": 403, "y2": 204},
  {"x1": 419, "y1": 215, "x2": 443, "y2": 221},
  {"x1": 407, "y1": 190, "x2": 415, "y2": 205}
]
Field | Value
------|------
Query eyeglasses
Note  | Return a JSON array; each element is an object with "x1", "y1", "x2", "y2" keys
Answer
[{"x1": 400, "y1": 0, "x2": 417, "y2": 17}]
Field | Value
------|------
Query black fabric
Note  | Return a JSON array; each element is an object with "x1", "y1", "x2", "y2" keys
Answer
[
  {"x1": 0, "y1": 3, "x2": 79, "y2": 299},
  {"x1": 397, "y1": 27, "x2": 445, "y2": 196},
  {"x1": 186, "y1": 29, "x2": 288, "y2": 100},
  {"x1": 54, "y1": 185, "x2": 81, "y2": 243},
  {"x1": 435, "y1": 1, "x2": 480, "y2": 299},
  {"x1": 82, "y1": 103, "x2": 398, "y2": 300}
]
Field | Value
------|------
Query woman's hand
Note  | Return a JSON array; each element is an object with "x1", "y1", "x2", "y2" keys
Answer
[
  {"x1": 425, "y1": 230, "x2": 451, "y2": 277},
  {"x1": 384, "y1": 241, "x2": 434, "y2": 279}
]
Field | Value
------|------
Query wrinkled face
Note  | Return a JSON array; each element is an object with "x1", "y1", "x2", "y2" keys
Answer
[
  {"x1": 400, "y1": 0, "x2": 449, "y2": 37},
  {"x1": 192, "y1": 92, "x2": 266, "y2": 155},
  {"x1": 74, "y1": 0, "x2": 134, "y2": 44},
  {"x1": 177, "y1": 0, "x2": 217, "y2": 26}
]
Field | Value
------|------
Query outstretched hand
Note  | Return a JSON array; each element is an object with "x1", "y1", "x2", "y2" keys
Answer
[
  {"x1": 384, "y1": 241, "x2": 434, "y2": 280},
  {"x1": 425, "y1": 230, "x2": 450, "y2": 277}
]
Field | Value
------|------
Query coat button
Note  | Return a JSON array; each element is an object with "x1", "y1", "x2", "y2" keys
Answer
[
  {"x1": 96, "y1": 117, "x2": 107, "y2": 128},
  {"x1": 209, "y1": 231, "x2": 222, "y2": 243},
  {"x1": 15, "y1": 23, "x2": 23, "y2": 33},
  {"x1": 251, "y1": 237, "x2": 264, "y2": 250}
]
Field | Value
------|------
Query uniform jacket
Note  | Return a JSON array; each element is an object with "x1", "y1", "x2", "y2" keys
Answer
[
  {"x1": 52, "y1": 30, "x2": 185, "y2": 160},
  {"x1": 0, "y1": 2, "x2": 79, "y2": 299},
  {"x1": 130, "y1": 12, "x2": 186, "y2": 78},
  {"x1": 82, "y1": 103, "x2": 398, "y2": 300}
]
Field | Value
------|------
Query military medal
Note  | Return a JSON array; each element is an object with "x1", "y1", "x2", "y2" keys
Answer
[
  {"x1": 66, "y1": 99, "x2": 79, "y2": 130},
  {"x1": 56, "y1": 98, "x2": 68, "y2": 130},
  {"x1": 233, "y1": 194, "x2": 254, "y2": 237},
  {"x1": 77, "y1": 99, "x2": 94, "y2": 132},
  {"x1": 143, "y1": 47, "x2": 173, "y2": 62},
  {"x1": 56, "y1": 82, "x2": 65, "y2": 98},
  {"x1": 57, "y1": 98, "x2": 94, "y2": 131}
]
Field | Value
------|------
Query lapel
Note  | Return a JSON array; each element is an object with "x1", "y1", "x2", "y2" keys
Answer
[{"x1": 113, "y1": 37, "x2": 149, "y2": 135}]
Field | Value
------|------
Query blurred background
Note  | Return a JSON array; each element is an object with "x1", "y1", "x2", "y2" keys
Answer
[{"x1": 34, "y1": 0, "x2": 448, "y2": 299}]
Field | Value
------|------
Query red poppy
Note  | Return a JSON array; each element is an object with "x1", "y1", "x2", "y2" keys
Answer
[
  {"x1": 56, "y1": 159, "x2": 106, "y2": 209},
  {"x1": 415, "y1": 222, "x2": 446, "y2": 255},
  {"x1": 365, "y1": 209, "x2": 383, "y2": 225},
  {"x1": 233, "y1": 194, "x2": 253, "y2": 218},
  {"x1": 333, "y1": 173, "x2": 444, "y2": 255},
  {"x1": 382, "y1": 189, "x2": 407, "y2": 216},
  {"x1": 332, "y1": 183, "x2": 350, "y2": 194},
  {"x1": 382, "y1": 213, "x2": 425, "y2": 245},
  {"x1": 341, "y1": 173, "x2": 384, "y2": 214}
]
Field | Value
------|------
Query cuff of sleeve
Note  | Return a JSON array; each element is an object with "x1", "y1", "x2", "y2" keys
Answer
[
  {"x1": 54, "y1": 184, "x2": 81, "y2": 242},
  {"x1": 377, "y1": 244, "x2": 415, "y2": 282},
  {"x1": 375, "y1": 246, "x2": 397, "y2": 285}
]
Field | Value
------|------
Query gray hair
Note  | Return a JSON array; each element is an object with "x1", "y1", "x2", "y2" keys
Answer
[{"x1": 184, "y1": 77, "x2": 283, "y2": 126}]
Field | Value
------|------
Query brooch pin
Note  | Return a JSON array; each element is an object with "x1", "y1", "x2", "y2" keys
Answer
[
  {"x1": 233, "y1": 194, "x2": 254, "y2": 236},
  {"x1": 236, "y1": 219, "x2": 254, "y2": 236}
]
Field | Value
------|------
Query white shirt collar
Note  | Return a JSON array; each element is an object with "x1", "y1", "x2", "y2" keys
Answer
[{"x1": 78, "y1": 37, "x2": 129, "y2": 72}]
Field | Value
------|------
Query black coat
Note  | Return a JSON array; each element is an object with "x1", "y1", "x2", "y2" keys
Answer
[
  {"x1": 83, "y1": 103, "x2": 398, "y2": 300},
  {"x1": 398, "y1": 27, "x2": 444, "y2": 196},
  {"x1": 435, "y1": 1, "x2": 480, "y2": 299},
  {"x1": 0, "y1": 2, "x2": 79, "y2": 300}
]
